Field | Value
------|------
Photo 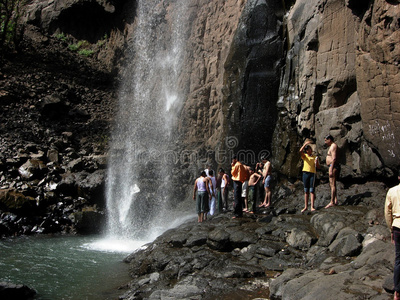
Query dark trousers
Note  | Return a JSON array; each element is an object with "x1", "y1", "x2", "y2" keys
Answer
[
  {"x1": 221, "y1": 187, "x2": 229, "y2": 211},
  {"x1": 248, "y1": 186, "x2": 255, "y2": 212},
  {"x1": 233, "y1": 180, "x2": 243, "y2": 217},
  {"x1": 394, "y1": 226, "x2": 400, "y2": 292},
  {"x1": 217, "y1": 189, "x2": 223, "y2": 213}
]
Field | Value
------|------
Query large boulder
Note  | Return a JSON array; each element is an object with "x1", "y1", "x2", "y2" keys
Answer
[
  {"x1": 0, "y1": 282, "x2": 36, "y2": 300},
  {"x1": 18, "y1": 159, "x2": 46, "y2": 179},
  {"x1": 0, "y1": 189, "x2": 36, "y2": 212},
  {"x1": 69, "y1": 208, "x2": 105, "y2": 234}
]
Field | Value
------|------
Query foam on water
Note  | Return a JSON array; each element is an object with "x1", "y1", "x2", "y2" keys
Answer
[{"x1": 82, "y1": 238, "x2": 149, "y2": 253}]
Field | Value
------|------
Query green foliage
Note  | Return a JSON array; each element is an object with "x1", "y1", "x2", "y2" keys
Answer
[
  {"x1": 0, "y1": 0, "x2": 27, "y2": 52},
  {"x1": 54, "y1": 32, "x2": 67, "y2": 42},
  {"x1": 58, "y1": 33, "x2": 109, "y2": 58},
  {"x1": 68, "y1": 40, "x2": 94, "y2": 56},
  {"x1": 78, "y1": 48, "x2": 94, "y2": 57},
  {"x1": 68, "y1": 42, "x2": 80, "y2": 51}
]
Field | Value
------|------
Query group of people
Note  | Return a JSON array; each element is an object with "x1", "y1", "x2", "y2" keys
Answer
[
  {"x1": 230, "y1": 155, "x2": 272, "y2": 218},
  {"x1": 192, "y1": 133, "x2": 400, "y2": 299},
  {"x1": 193, "y1": 134, "x2": 340, "y2": 222},
  {"x1": 192, "y1": 167, "x2": 231, "y2": 223},
  {"x1": 193, "y1": 154, "x2": 274, "y2": 221}
]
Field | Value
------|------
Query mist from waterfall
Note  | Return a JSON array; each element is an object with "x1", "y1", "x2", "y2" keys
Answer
[{"x1": 105, "y1": 0, "x2": 191, "y2": 243}]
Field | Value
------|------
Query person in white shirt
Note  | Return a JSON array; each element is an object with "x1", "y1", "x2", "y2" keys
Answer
[{"x1": 385, "y1": 170, "x2": 400, "y2": 300}]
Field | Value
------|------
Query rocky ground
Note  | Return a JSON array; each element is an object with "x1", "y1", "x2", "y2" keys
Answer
[
  {"x1": 0, "y1": 25, "x2": 116, "y2": 237},
  {"x1": 118, "y1": 181, "x2": 395, "y2": 300}
]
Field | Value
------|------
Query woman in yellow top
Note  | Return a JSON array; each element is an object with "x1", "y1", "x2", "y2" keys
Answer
[{"x1": 299, "y1": 140, "x2": 320, "y2": 212}]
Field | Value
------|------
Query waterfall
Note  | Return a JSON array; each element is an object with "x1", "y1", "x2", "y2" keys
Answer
[{"x1": 105, "y1": 0, "x2": 191, "y2": 242}]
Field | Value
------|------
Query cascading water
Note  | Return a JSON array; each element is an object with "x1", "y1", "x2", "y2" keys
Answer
[{"x1": 104, "y1": 0, "x2": 192, "y2": 245}]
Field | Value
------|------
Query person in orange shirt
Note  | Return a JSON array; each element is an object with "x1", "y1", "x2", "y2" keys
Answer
[{"x1": 231, "y1": 155, "x2": 248, "y2": 218}]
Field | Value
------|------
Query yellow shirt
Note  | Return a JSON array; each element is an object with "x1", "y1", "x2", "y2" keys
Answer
[
  {"x1": 385, "y1": 184, "x2": 400, "y2": 231},
  {"x1": 302, "y1": 153, "x2": 316, "y2": 173},
  {"x1": 231, "y1": 162, "x2": 248, "y2": 183}
]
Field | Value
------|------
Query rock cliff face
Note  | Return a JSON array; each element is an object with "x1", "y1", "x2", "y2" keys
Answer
[
  {"x1": 21, "y1": 0, "x2": 400, "y2": 182},
  {"x1": 1, "y1": 0, "x2": 399, "y2": 236},
  {"x1": 274, "y1": 0, "x2": 400, "y2": 180},
  {"x1": 178, "y1": 0, "x2": 284, "y2": 166}
]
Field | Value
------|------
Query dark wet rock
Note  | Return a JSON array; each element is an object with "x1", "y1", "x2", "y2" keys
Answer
[
  {"x1": 46, "y1": 149, "x2": 59, "y2": 163},
  {"x1": 0, "y1": 189, "x2": 36, "y2": 212},
  {"x1": 18, "y1": 159, "x2": 46, "y2": 180},
  {"x1": 286, "y1": 227, "x2": 317, "y2": 251},
  {"x1": 310, "y1": 206, "x2": 369, "y2": 247},
  {"x1": 207, "y1": 228, "x2": 231, "y2": 251},
  {"x1": 0, "y1": 281, "x2": 36, "y2": 300},
  {"x1": 37, "y1": 94, "x2": 70, "y2": 120},
  {"x1": 328, "y1": 227, "x2": 363, "y2": 257},
  {"x1": 117, "y1": 179, "x2": 394, "y2": 299},
  {"x1": 69, "y1": 208, "x2": 104, "y2": 234}
]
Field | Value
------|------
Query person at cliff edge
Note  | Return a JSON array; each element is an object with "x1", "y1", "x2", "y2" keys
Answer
[
  {"x1": 231, "y1": 155, "x2": 247, "y2": 218},
  {"x1": 385, "y1": 170, "x2": 400, "y2": 300}
]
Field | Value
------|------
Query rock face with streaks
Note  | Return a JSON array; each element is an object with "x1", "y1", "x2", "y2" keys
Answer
[
  {"x1": 273, "y1": 0, "x2": 400, "y2": 180},
  {"x1": 20, "y1": 0, "x2": 400, "y2": 182}
]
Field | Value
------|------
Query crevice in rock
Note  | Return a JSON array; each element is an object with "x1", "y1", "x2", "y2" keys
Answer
[{"x1": 51, "y1": 3, "x2": 115, "y2": 43}]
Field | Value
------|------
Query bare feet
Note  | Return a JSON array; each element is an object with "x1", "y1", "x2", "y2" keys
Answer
[
  {"x1": 265, "y1": 203, "x2": 270, "y2": 208},
  {"x1": 311, "y1": 207, "x2": 316, "y2": 212},
  {"x1": 259, "y1": 203, "x2": 265, "y2": 208},
  {"x1": 324, "y1": 202, "x2": 335, "y2": 209},
  {"x1": 395, "y1": 291, "x2": 400, "y2": 300},
  {"x1": 301, "y1": 207, "x2": 307, "y2": 213}
]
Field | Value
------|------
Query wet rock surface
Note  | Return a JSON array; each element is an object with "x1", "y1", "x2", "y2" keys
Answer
[
  {"x1": 119, "y1": 182, "x2": 394, "y2": 300},
  {"x1": 0, "y1": 281, "x2": 36, "y2": 300}
]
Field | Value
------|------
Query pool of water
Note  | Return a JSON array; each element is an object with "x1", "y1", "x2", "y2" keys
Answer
[{"x1": 0, "y1": 235, "x2": 148, "y2": 300}]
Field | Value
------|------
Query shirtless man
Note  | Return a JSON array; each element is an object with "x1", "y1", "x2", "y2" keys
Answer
[
  {"x1": 324, "y1": 135, "x2": 339, "y2": 208},
  {"x1": 259, "y1": 156, "x2": 272, "y2": 207},
  {"x1": 247, "y1": 168, "x2": 262, "y2": 213},
  {"x1": 219, "y1": 168, "x2": 230, "y2": 212}
]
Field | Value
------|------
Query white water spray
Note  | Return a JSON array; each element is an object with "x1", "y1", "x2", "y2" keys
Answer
[{"x1": 103, "y1": 0, "x2": 191, "y2": 250}]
